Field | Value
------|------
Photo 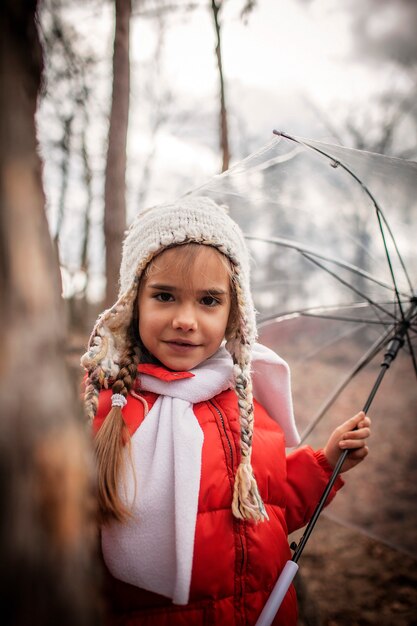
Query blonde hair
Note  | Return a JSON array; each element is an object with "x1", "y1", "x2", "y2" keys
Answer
[{"x1": 88, "y1": 243, "x2": 239, "y2": 523}]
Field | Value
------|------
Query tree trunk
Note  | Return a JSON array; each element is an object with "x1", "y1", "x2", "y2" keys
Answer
[
  {"x1": 54, "y1": 113, "x2": 73, "y2": 246},
  {"x1": 211, "y1": 0, "x2": 230, "y2": 172},
  {"x1": 104, "y1": 0, "x2": 131, "y2": 307},
  {"x1": 80, "y1": 104, "x2": 93, "y2": 284},
  {"x1": 0, "y1": 2, "x2": 99, "y2": 624}
]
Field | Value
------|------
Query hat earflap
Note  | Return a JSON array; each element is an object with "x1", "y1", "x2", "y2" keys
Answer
[{"x1": 81, "y1": 254, "x2": 153, "y2": 423}]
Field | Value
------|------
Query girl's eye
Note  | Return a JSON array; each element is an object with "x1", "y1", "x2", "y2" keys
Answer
[
  {"x1": 201, "y1": 295, "x2": 219, "y2": 307},
  {"x1": 155, "y1": 292, "x2": 174, "y2": 302}
]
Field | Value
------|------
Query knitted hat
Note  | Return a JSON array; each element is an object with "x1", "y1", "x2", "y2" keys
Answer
[{"x1": 82, "y1": 196, "x2": 267, "y2": 522}]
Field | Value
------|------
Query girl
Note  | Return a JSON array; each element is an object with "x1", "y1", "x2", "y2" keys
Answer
[{"x1": 82, "y1": 196, "x2": 370, "y2": 626}]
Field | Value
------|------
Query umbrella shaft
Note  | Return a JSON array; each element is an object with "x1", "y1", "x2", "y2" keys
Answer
[
  {"x1": 292, "y1": 451, "x2": 346, "y2": 563},
  {"x1": 364, "y1": 331, "x2": 408, "y2": 412},
  {"x1": 292, "y1": 326, "x2": 410, "y2": 564},
  {"x1": 363, "y1": 364, "x2": 388, "y2": 414}
]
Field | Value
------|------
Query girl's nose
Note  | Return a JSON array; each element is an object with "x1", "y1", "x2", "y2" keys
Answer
[{"x1": 172, "y1": 305, "x2": 197, "y2": 332}]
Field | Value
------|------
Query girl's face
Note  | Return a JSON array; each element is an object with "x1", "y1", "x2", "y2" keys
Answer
[{"x1": 138, "y1": 245, "x2": 232, "y2": 371}]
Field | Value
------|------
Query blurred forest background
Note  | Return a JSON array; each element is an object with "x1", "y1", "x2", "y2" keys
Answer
[
  {"x1": 36, "y1": 0, "x2": 417, "y2": 315},
  {"x1": 1, "y1": 0, "x2": 417, "y2": 625}
]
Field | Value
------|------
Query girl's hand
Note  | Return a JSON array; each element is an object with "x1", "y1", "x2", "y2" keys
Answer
[{"x1": 324, "y1": 411, "x2": 371, "y2": 473}]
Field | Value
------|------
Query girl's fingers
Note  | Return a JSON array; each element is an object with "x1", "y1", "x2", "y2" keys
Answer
[
  {"x1": 337, "y1": 412, "x2": 369, "y2": 434},
  {"x1": 337, "y1": 415, "x2": 371, "y2": 437},
  {"x1": 353, "y1": 411, "x2": 367, "y2": 423},
  {"x1": 325, "y1": 412, "x2": 371, "y2": 471},
  {"x1": 341, "y1": 427, "x2": 371, "y2": 441},
  {"x1": 347, "y1": 446, "x2": 369, "y2": 460},
  {"x1": 340, "y1": 437, "x2": 367, "y2": 449}
]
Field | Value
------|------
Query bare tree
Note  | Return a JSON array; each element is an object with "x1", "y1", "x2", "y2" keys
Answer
[
  {"x1": 104, "y1": 0, "x2": 132, "y2": 307},
  {"x1": 211, "y1": 0, "x2": 230, "y2": 172},
  {"x1": 39, "y1": 0, "x2": 98, "y2": 301},
  {"x1": 136, "y1": 9, "x2": 173, "y2": 210},
  {"x1": 80, "y1": 90, "x2": 94, "y2": 288},
  {"x1": 54, "y1": 113, "x2": 74, "y2": 246},
  {"x1": 210, "y1": 0, "x2": 259, "y2": 172},
  {"x1": 0, "y1": 2, "x2": 99, "y2": 624}
]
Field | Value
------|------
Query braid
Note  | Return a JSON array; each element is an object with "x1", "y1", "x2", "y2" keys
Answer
[
  {"x1": 94, "y1": 307, "x2": 141, "y2": 523},
  {"x1": 84, "y1": 377, "x2": 100, "y2": 424},
  {"x1": 111, "y1": 327, "x2": 140, "y2": 399},
  {"x1": 230, "y1": 274, "x2": 268, "y2": 523},
  {"x1": 234, "y1": 353, "x2": 254, "y2": 461},
  {"x1": 81, "y1": 257, "x2": 152, "y2": 524},
  {"x1": 82, "y1": 334, "x2": 110, "y2": 424}
]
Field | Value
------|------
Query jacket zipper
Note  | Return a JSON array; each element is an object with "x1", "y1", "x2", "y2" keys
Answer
[
  {"x1": 209, "y1": 400, "x2": 234, "y2": 472},
  {"x1": 209, "y1": 399, "x2": 246, "y2": 624}
]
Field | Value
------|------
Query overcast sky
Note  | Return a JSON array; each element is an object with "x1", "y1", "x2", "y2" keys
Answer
[
  {"x1": 126, "y1": 1, "x2": 415, "y2": 205},
  {"x1": 48, "y1": 0, "x2": 417, "y2": 198},
  {"x1": 38, "y1": 0, "x2": 417, "y2": 298}
]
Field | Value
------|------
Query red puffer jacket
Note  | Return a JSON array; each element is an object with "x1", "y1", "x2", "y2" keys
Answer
[{"x1": 94, "y1": 364, "x2": 343, "y2": 626}]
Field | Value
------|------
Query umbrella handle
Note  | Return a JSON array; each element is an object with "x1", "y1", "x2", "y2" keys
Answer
[{"x1": 255, "y1": 560, "x2": 299, "y2": 626}]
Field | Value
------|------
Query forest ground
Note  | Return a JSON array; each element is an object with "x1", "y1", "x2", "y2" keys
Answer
[
  {"x1": 294, "y1": 515, "x2": 417, "y2": 626},
  {"x1": 260, "y1": 319, "x2": 417, "y2": 626}
]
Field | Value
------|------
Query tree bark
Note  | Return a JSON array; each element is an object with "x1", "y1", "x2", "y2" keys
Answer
[
  {"x1": 211, "y1": 0, "x2": 230, "y2": 172},
  {"x1": 0, "y1": 2, "x2": 99, "y2": 624},
  {"x1": 104, "y1": 0, "x2": 131, "y2": 307}
]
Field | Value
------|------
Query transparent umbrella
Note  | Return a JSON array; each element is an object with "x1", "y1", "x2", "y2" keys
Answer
[{"x1": 188, "y1": 131, "x2": 417, "y2": 623}]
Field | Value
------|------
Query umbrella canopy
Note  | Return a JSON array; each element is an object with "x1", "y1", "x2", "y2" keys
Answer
[{"x1": 188, "y1": 132, "x2": 417, "y2": 559}]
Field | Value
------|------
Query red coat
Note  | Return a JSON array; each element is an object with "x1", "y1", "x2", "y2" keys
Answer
[{"x1": 94, "y1": 364, "x2": 343, "y2": 626}]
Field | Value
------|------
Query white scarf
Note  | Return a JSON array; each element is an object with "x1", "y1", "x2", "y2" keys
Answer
[{"x1": 101, "y1": 344, "x2": 299, "y2": 605}]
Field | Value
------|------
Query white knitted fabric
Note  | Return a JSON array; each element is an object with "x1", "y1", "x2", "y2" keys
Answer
[
  {"x1": 119, "y1": 196, "x2": 255, "y2": 338},
  {"x1": 82, "y1": 196, "x2": 256, "y2": 389}
]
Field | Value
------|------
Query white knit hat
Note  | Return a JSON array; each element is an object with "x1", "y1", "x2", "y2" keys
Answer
[{"x1": 82, "y1": 196, "x2": 267, "y2": 522}]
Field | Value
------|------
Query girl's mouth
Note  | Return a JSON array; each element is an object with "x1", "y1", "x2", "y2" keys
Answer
[{"x1": 164, "y1": 340, "x2": 200, "y2": 352}]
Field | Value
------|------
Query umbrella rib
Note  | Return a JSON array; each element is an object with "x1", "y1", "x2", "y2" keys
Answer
[
  {"x1": 302, "y1": 252, "x2": 397, "y2": 331},
  {"x1": 300, "y1": 251, "x2": 397, "y2": 322},
  {"x1": 258, "y1": 301, "x2": 407, "y2": 326},
  {"x1": 274, "y1": 130, "x2": 415, "y2": 306},
  {"x1": 302, "y1": 249, "x2": 397, "y2": 296},
  {"x1": 298, "y1": 326, "x2": 393, "y2": 444},
  {"x1": 374, "y1": 204, "x2": 414, "y2": 299},
  {"x1": 375, "y1": 211, "x2": 409, "y2": 323},
  {"x1": 301, "y1": 322, "x2": 369, "y2": 363},
  {"x1": 246, "y1": 235, "x2": 404, "y2": 297},
  {"x1": 301, "y1": 313, "x2": 392, "y2": 325},
  {"x1": 405, "y1": 326, "x2": 417, "y2": 378}
]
